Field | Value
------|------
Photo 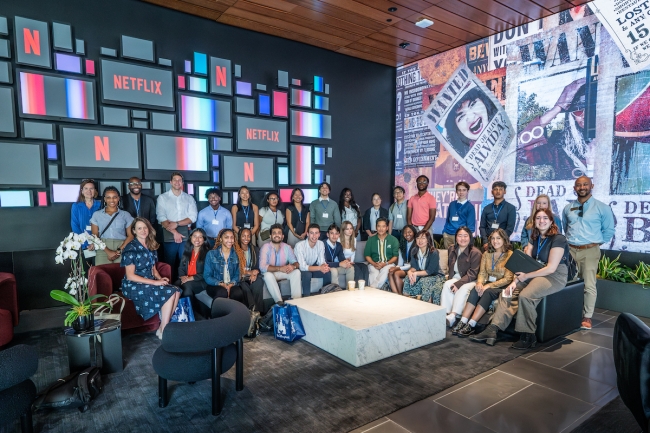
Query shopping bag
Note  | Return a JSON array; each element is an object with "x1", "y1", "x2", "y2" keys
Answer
[
  {"x1": 273, "y1": 304, "x2": 305, "y2": 342},
  {"x1": 171, "y1": 296, "x2": 195, "y2": 322},
  {"x1": 94, "y1": 293, "x2": 125, "y2": 322}
]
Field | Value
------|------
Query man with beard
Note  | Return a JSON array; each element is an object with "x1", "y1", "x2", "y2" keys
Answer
[
  {"x1": 407, "y1": 175, "x2": 437, "y2": 235},
  {"x1": 259, "y1": 224, "x2": 302, "y2": 303},
  {"x1": 562, "y1": 176, "x2": 615, "y2": 330},
  {"x1": 123, "y1": 177, "x2": 157, "y2": 224}
]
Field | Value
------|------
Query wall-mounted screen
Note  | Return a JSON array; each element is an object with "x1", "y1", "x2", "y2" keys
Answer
[
  {"x1": 221, "y1": 155, "x2": 274, "y2": 189},
  {"x1": 179, "y1": 94, "x2": 231, "y2": 134},
  {"x1": 291, "y1": 110, "x2": 331, "y2": 140},
  {"x1": 0, "y1": 141, "x2": 45, "y2": 187},
  {"x1": 291, "y1": 144, "x2": 312, "y2": 184},
  {"x1": 100, "y1": 59, "x2": 174, "y2": 110},
  {"x1": 18, "y1": 70, "x2": 96, "y2": 123},
  {"x1": 0, "y1": 86, "x2": 16, "y2": 137},
  {"x1": 314, "y1": 95, "x2": 329, "y2": 111},
  {"x1": 0, "y1": 191, "x2": 33, "y2": 207},
  {"x1": 51, "y1": 183, "x2": 80, "y2": 203},
  {"x1": 236, "y1": 116, "x2": 287, "y2": 155},
  {"x1": 60, "y1": 126, "x2": 141, "y2": 179},
  {"x1": 291, "y1": 88, "x2": 312, "y2": 108},
  {"x1": 144, "y1": 133, "x2": 209, "y2": 181}
]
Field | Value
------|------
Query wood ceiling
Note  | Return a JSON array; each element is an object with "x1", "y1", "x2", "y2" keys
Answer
[{"x1": 141, "y1": 0, "x2": 592, "y2": 67}]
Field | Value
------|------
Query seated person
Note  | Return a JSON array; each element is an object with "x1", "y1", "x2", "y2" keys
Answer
[
  {"x1": 520, "y1": 194, "x2": 562, "y2": 248},
  {"x1": 202, "y1": 229, "x2": 244, "y2": 315},
  {"x1": 471, "y1": 209, "x2": 569, "y2": 349},
  {"x1": 295, "y1": 223, "x2": 332, "y2": 296},
  {"x1": 402, "y1": 230, "x2": 445, "y2": 302},
  {"x1": 453, "y1": 229, "x2": 514, "y2": 337},
  {"x1": 364, "y1": 217, "x2": 399, "y2": 288},
  {"x1": 196, "y1": 188, "x2": 232, "y2": 248},
  {"x1": 340, "y1": 221, "x2": 368, "y2": 283},
  {"x1": 234, "y1": 227, "x2": 265, "y2": 313},
  {"x1": 121, "y1": 218, "x2": 180, "y2": 340},
  {"x1": 176, "y1": 228, "x2": 210, "y2": 300},
  {"x1": 387, "y1": 224, "x2": 416, "y2": 294},
  {"x1": 324, "y1": 223, "x2": 354, "y2": 286},
  {"x1": 440, "y1": 226, "x2": 482, "y2": 328},
  {"x1": 259, "y1": 224, "x2": 302, "y2": 302}
]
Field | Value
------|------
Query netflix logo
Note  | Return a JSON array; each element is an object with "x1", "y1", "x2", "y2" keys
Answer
[
  {"x1": 236, "y1": 116, "x2": 287, "y2": 155},
  {"x1": 14, "y1": 17, "x2": 51, "y2": 68},
  {"x1": 113, "y1": 75, "x2": 162, "y2": 95},
  {"x1": 101, "y1": 59, "x2": 174, "y2": 109},
  {"x1": 222, "y1": 155, "x2": 274, "y2": 189},
  {"x1": 210, "y1": 56, "x2": 232, "y2": 96}
]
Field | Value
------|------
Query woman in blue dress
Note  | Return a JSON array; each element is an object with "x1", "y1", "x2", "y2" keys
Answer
[{"x1": 121, "y1": 217, "x2": 180, "y2": 339}]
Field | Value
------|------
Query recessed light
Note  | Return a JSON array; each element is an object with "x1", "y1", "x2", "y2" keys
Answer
[
  {"x1": 386, "y1": 18, "x2": 392, "y2": 22},
  {"x1": 416, "y1": 18, "x2": 434, "y2": 28},
  {"x1": 399, "y1": 42, "x2": 410, "y2": 49},
  {"x1": 388, "y1": 7, "x2": 397, "y2": 12}
]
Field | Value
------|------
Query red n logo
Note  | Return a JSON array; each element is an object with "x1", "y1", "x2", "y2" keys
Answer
[
  {"x1": 94, "y1": 136, "x2": 110, "y2": 161},
  {"x1": 215, "y1": 66, "x2": 227, "y2": 87},
  {"x1": 244, "y1": 162, "x2": 254, "y2": 182},
  {"x1": 23, "y1": 28, "x2": 40, "y2": 55}
]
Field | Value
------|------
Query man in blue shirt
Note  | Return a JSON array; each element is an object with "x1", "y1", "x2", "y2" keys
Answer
[
  {"x1": 197, "y1": 188, "x2": 232, "y2": 247},
  {"x1": 443, "y1": 181, "x2": 476, "y2": 248},
  {"x1": 563, "y1": 176, "x2": 615, "y2": 330},
  {"x1": 479, "y1": 181, "x2": 516, "y2": 251}
]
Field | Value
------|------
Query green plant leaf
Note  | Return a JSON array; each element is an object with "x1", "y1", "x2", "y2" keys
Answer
[{"x1": 50, "y1": 290, "x2": 81, "y2": 306}]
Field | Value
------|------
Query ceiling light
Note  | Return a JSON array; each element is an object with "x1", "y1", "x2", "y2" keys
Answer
[
  {"x1": 388, "y1": 7, "x2": 397, "y2": 12},
  {"x1": 399, "y1": 42, "x2": 410, "y2": 49},
  {"x1": 415, "y1": 18, "x2": 434, "y2": 28}
]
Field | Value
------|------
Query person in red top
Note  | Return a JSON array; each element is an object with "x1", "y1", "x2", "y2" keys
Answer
[
  {"x1": 407, "y1": 175, "x2": 437, "y2": 235},
  {"x1": 176, "y1": 228, "x2": 211, "y2": 300}
]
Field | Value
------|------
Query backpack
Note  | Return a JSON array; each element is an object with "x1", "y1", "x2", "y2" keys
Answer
[
  {"x1": 319, "y1": 283, "x2": 343, "y2": 294},
  {"x1": 34, "y1": 366, "x2": 103, "y2": 413}
]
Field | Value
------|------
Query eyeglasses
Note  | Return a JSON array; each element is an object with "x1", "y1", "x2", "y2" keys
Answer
[{"x1": 416, "y1": 180, "x2": 428, "y2": 185}]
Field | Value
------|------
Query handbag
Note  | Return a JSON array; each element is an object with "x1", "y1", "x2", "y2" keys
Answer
[
  {"x1": 93, "y1": 293, "x2": 125, "y2": 321},
  {"x1": 171, "y1": 296, "x2": 195, "y2": 322},
  {"x1": 247, "y1": 307, "x2": 261, "y2": 338},
  {"x1": 260, "y1": 229, "x2": 271, "y2": 241},
  {"x1": 273, "y1": 304, "x2": 306, "y2": 342},
  {"x1": 34, "y1": 366, "x2": 103, "y2": 413}
]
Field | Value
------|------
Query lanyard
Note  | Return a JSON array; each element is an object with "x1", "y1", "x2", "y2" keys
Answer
[
  {"x1": 272, "y1": 210, "x2": 279, "y2": 224},
  {"x1": 296, "y1": 206, "x2": 304, "y2": 223},
  {"x1": 491, "y1": 252, "x2": 502, "y2": 270},
  {"x1": 493, "y1": 203, "x2": 503, "y2": 222},
  {"x1": 132, "y1": 198, "x2": 141, "y2": 217},
  {"x1": 242, "y1": 205, "x2": 250, "y2": 223},
  {"x1": 245, "y1": 249, "x2": 251, "y2": 269},
  {"x1": 213, "y1": 207, "x2": 220, "y2": 220},
  {"x1": 321, "y1": 199, "x2": 328, "y2": 211},
  {"x1": 396, "y1": 202, "x2": 404, "y2": 214},
  {"x1": 536, "y1": 237, "x2": 548, "y2": 260},
  {"x1": 374, "y1": 208, "x2": 379, "y2": 219},
  {"x1": 418, "y1": 252, "x2": 427, "y2": 270},
  {"x1": 326, "y1": 242, "x2": 337, "y2": 261}
]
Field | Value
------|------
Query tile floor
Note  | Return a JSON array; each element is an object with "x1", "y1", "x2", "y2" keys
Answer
[{"x1": 351, "y1": 308, "x2": 627, "y2": 433}]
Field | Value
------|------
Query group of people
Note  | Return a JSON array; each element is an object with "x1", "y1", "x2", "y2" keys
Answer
[{"x1": 70, "y1": 172, "x2": 615, "y2": 346}]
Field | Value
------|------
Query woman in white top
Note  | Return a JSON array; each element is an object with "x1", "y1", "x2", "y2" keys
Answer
[
  {"x1": 387, "y1": 225, "x2": 416, "y2": 294},
  {"x1": 340, "y1": 221, "x2": 368, "y2": 283},
  {"x1": 338, "y1": 188, "x2": 362, "y2": 237},
  {"x1": 257, "y1": 192, "x2": 284, "y2": 246}
]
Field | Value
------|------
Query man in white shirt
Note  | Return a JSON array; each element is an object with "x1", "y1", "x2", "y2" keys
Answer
[
  {"x1": 294, "y1": 223, "x2": 332, "y2": 296},
  {"x1": 156, "y1": 172, "x2": 198, "y2": 274}
]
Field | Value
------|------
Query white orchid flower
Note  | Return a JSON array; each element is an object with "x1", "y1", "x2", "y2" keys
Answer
[
  {"x1": 55, "y1": 255, "x2": 64, "y2": 264},
  {"x1": 69, "y1": 288, "x2": 77, "y2": 296},
  {"x1": 56, "y1": 246, "x2": 63, "y2": 254},
  {"x1": 68, "y1": 250, "x2": 78, "y2": 260},
  {"x1": 71, "y1": 241, "x2": 81, "y2": 250}
]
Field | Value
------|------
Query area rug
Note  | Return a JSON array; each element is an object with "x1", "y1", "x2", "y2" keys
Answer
[{"x1": 6, "y1": 327, "x2": 520, "y2": 433}]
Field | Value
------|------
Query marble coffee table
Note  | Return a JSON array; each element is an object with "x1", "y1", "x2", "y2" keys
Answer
[{"x1": 286, "y1": 288, "x2": 446, "y2": 367}]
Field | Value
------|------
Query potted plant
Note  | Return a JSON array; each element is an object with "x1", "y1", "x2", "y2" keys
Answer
[
  {"x1": 596, "y1": 254, "x2": 650, "y2": 316},
  {"x1": 50, "y1": 232, "x2": 109, "y2": 332}
]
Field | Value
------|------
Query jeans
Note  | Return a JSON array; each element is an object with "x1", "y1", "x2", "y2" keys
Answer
[
  {"x1": 301, "y1": 270, "x2": 331, "y2": 296},
  {"x1": 163, "y1": 241, "x2": 185, "y2": 279}
]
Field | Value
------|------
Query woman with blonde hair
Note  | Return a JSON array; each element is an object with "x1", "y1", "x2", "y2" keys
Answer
[
  {"x1": 340, "y1": 220, "x2": 368, "y2": 283},
  {"x1": 520, "y1": 194, "x2": 562, "y2": 248}
]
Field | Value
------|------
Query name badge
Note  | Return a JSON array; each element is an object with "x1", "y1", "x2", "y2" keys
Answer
[
  {"x1": 488, "y1": 276, "x2": 497, "y2": 282},
  {"x1": 244, "y1": 223, "x2": 251, "y2": 229},
  {"x1": 451, "y1": 216, "x2": 459, "y2": 222},
  {"x1": 396, "y1": 214, "x2": 403, "y2": 219},
  {"x1": 212, "y1": 219, "x2": 219, "y2": 225},
  {"x1": 491, "y1": 223, "x2": 499, "y2": 229},
  {"x1": 86, "y1": 225, "x2": 91, "y2": 232},
  {"x1": 322, "y1": 213, "x2": 328, "y2": 218}
]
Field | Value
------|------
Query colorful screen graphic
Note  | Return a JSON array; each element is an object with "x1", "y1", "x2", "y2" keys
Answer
[
  {"x1": 291, "y1": 144, "x2": 312, "y2": 184},
  {"x1": 0, "y1": 191, "x2": 33, "y2": 207},
  {"x1": 51, "y1": 184, "x2": 80, "y2": 203},
  {"x1": 236, "y1": 116, "x2": 287, "y2": 154},
  {"x1": 145, "y1": 134, "x2": 208, "y2": 171},
  {"x1": 314, "y1": 95, "x2": 329, "y2": 111},
  {"x1": 314, "y1": 76, "x2": 324, "y2": 92},
  {"x1": 314, "y1": 147, "x2": 325, "y2": 165},
  {"x1": 0, "y1": 141, "x2": 44, "y2": 187},
  {"x1": 273, "y1": 90, "x2": 288, "y2": 117},
  {"x1": 100, "y1": 59, "x2": 174, "y2": 109},
  {"x1": 291, "y1": 88, "x2": 312, "y2": 108},
  {"x1": 19, "y1": 71, "x2": 95, "y2": 122},
  {"x1": 291, "y1": 110, "x2": 331, "y2": 139},
  {"x1": 55, "y1": 53, "x2": 82, "y2": 74},
  {"x1": 189, "y1": 77, "x2": 207, "y2": 92},
  {"x1": 259, "y1": 94, "x2": 270, "y2": 116},
  {"x1": 180, "y1": 94, "x2": 231, "y2": 134},
  {"x1": 236, "y1": 81, "x2": 252, "y2": 96}
]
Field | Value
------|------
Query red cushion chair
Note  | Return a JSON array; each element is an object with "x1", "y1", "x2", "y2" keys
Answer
[
  {"x1": 0, "y1": 273, "x2": 19, "y2": 347},
  {"x1": 88, "y1": 262, "x2": 171, "y2": 335}
]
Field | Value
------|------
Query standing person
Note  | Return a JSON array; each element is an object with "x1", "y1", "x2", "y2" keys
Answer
[
  {"x1": 338, "y1": 188, "x2": 362, "y2": 238},
  {"x1": 387, "y1": 225, "x2": 416, "y2": 295},
  {"x1": 479, "y1": 181, "x2": 516, "y2": 251},
  {"x1": 196, "y1": 188, "x2": 232, "y2": 247},
  {"x1": 521, "y1": 194, "x2": 562, "y2": 248},
  {"x1": 234, "y1": 228, "x2": 264, "y2": 313},
  {"x1": 231, "y1": 186, "x2": 260, "y2": 238},
  {"x1": 454, "y1": 229, "x2": 514, "y2": 338},
  {"x1": 90, "y1": 187, "x2": 134, "y2": 265},
  {"x1": 472, "y1": 209, "x2": 570, "y2": 349},
  {"x1": 563, "y1": 176, "x2": 615, "y2": 330},
  {"x1": 156, "y1": 172, "x2": 198, "y2": 275},
  {"x1": 294, "y1": 223, "x2": 332, "y2": 295},
  {"x1": 203, "y1": 229, "x2": 245, "y2": 312},
  {"x1": 259, "y1": 224, "x2": 302, "y2": 303},
  {"x1": 341, "y1": 221, "x2": 368, "y2": 283},
  {"x1": 286, "y1": 188, "x2": 310, "y2": 247},
  {"x1": 440, "y1": 226, "x2": 482, "y2": 328},
  {"x1": 122, "y1": 177, "x2": 157, "y2": 224},
  {"x1": 258, "y1": 192, "x2": 284, "y2": 247},
  {"x1": 70, "y1": 179, "x2": 101, "y2": 260},
  {"x1": 402, "y1": 231, "x2": 446, "y2": 303},
  {"x1": 176, "y1": 228, "x2": 210, "y2": 305},
  {"x1": 388, "y1": 186, "x2": 408, "y2": 240},
  {"x1": 310, "y1": 182, "x2": 341, "y2": 240},
  {"x1": 442, "y1": 181, "x2": 475, "y2": 249},
  {"x1": 121, "y1": 218, "x2": 180, "y2": 340},
  {"x1": 362, "y1": 193, "x2": 389, "y2": 240},
  {"x1": 324, "y1": 224, "x2": 354, "y2": 286},
  {"x1": 364, "y1": 217, "x2": 400, "y2": 288},
  {"x1": 407, "y1": 175, "x2": 437, "y2": 235}
]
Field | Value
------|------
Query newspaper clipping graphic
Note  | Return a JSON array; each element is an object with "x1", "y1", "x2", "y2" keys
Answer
[{"x1": 422, "y1": 64, "x2": 515, "y2": 186}]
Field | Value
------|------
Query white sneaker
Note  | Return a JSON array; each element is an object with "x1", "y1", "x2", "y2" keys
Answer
[{"x1": 446, "y1": 314, "x2": 456, "y2": 328}]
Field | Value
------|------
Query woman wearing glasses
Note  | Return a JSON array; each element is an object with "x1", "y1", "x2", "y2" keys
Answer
[{"x1": 362, "y1": 193, "x2": 388, "y2": 240}]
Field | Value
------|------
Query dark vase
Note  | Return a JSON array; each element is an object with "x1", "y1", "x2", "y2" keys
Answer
[{"x1": 72, "y1": 313, "x2": 94, "y2": 333}]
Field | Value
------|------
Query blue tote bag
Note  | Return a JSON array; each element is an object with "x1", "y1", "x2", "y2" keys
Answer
[
  {"x1": 273, "y1": 304, "x2": 305, "y2": 342},
  {"x1": 171, "y1": 296, "x2": 195, "y2": 323}
]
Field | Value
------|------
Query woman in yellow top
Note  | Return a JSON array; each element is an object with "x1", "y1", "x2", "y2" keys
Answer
[{"x1": 453, "y1": 228, "x2": 514, "y2": 338}]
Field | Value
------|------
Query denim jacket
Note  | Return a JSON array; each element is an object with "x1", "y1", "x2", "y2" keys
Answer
[{"x1": 204, "y1": 247, "x2": 240, "y2": 286}]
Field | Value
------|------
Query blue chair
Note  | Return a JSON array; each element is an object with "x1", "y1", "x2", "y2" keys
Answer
[{"x1": 0, "y1": 344, "x2": 39, "y2": 433}]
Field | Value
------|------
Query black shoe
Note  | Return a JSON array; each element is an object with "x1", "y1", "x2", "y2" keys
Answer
[
  {"x1": 511, "y1": 332, "x2": 537, "y2": 350},
  {"x1": 451, "y1": 320, "x2": 465, "y2": 335},
  {"x1": 457, "y1": 323, "x2": 475, "y2": 338},
  {"x1": 470, "y1": 324, "x2": 498, "y2": 346}
]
